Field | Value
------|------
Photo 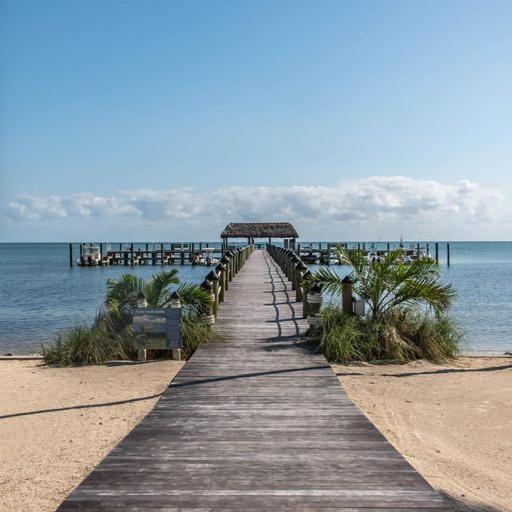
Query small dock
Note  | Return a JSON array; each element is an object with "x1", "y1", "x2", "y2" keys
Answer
[
  {"x1": 58, "y1": 249, "x2": 451, "y2": 511},
  {"x1": 69, "y1": 240, "x2": 452, "y2": 267}
]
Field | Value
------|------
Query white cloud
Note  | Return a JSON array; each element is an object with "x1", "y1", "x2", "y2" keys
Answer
[{"x1": 4, "y1": 177, "x2": 507, "y2": 240}]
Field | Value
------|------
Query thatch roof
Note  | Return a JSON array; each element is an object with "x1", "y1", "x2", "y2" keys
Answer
[{"x1": 221, "y1": 222, "x2": 299, "y2": 239}]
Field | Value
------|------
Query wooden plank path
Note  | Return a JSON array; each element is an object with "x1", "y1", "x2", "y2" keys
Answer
[{"x1": 58, "y1": 249, "x2": 451, "y2": 511}]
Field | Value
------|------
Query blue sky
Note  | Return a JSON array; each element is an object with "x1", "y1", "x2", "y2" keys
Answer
[{"x1": 1, "y1": 0, "x2": 511, "y2": 241}]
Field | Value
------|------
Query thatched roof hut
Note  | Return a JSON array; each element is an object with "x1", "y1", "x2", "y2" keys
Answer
[{"x1": 221, "y1": 222, "x2": 298, "y2": 240}]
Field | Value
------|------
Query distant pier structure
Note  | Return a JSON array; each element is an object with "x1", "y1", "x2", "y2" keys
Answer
[
  {"x1": 69, "y1": 220, "x2": 451, "y2": 267},
  {"x1": 220, "y1": 222, "x2": 298, "y2": 249}
]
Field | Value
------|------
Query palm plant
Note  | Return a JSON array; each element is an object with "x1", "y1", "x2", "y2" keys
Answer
[
  {"x1": 105, "y1": 270, "x2": 212, "y2": 318},
  {"x1": 308, "y1": 248, "x2": 455, "y2": 320}
]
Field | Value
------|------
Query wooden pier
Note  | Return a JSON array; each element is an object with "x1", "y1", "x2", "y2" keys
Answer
[
  {"x1": 57, "y1": 249, "x2": 451, "y2": 511},
  {"x1": 69, "y1": 240, "x2": 452, "y2": 267}
]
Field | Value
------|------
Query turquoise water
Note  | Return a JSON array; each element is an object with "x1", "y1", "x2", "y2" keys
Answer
[{"x1": 0, "y1": 242, "x2": 511, "y2": 355}]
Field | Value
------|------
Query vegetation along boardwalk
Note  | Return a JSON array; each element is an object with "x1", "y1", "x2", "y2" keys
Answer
[{"x1": 58, "y1": 250, "x2": 451, "y2": 511}]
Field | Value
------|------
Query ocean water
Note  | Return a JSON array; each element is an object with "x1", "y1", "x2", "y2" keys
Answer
[{"x1": 0, "y1": 242, "x2": 511, "y2": 355}]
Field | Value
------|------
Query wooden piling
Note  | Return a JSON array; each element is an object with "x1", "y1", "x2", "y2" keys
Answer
[
  {"x1": 130, "y1": 243, "x2": 134, "y2": 266},
  {"x1": 69, "y1": 243, "x2": 73, "y2": 267},
  {"x1": 435, "y1": 242, "x2": 439, "y2": 264},
  {"x1": 447, "y1": 242, "x2": 450, "y2": 266},
  {"x1": 342, "y1": 276, "x2": 353, "y2": 315}
]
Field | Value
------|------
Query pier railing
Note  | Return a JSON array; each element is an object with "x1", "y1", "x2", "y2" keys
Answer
[
  {"x1": 267, "y1": 245, "x2": 323, "y2": 326},
  {"x1": 198, "y1": 244, "x2": 254, "y2": 323},
  {"x1": 267, "y1": 245, "x2": 364, "y2": 327}
]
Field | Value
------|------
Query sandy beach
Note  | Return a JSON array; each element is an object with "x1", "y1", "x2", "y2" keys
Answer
[
  {"x1": 1, "y1": 357, "x2": 511, "y2": 512},
  {"x1": 0, "y1": 359, "x2": 184, "y2": 512},
  {"x1": 334, "y1": 357, "x2": 512, "y2": 512}
]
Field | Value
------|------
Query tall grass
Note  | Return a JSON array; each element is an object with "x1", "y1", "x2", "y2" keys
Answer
[
  {"x1": 42, "y1": 309, "x2": 221, "y2": 366},
  {"x1": 312, "y1": 305, "x2": 461, "y2": 363},
  {"x1": 41, "y1": 312, "x2": 137, "y2": 366},
  {"x1": 181, "y1": 316, "x2": 223, "y2": 358}
]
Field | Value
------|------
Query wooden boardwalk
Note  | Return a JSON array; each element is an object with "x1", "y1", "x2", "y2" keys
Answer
[{"x1": 58, "y1": 250, "x2": 451, "y2": 511}]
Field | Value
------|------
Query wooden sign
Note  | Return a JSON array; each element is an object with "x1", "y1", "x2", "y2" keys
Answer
[{"x1": 133, "y1": 307, "x2": 182, "y2": 349}]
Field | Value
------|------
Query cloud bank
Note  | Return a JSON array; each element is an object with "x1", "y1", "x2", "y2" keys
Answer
[{"x1": 4, "y1": 176, "x2": 507, "y2": 240}]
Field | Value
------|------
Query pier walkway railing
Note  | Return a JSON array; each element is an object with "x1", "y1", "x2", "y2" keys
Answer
[{"x1": 57, "y1": 248, "x2": 452, "y2": 511}]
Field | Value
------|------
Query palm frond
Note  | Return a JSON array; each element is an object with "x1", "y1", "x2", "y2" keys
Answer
[
  {"x1": 144, "y1": 269, "x2": 180, "y2": 307},
  {"x1": 172, "y1": 283, "x2": 213, "y2": 315}
]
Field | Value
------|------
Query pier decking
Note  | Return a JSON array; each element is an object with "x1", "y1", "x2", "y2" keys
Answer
[{"x1": 58, "y1": 250, "x2": 451, "y2": 511}]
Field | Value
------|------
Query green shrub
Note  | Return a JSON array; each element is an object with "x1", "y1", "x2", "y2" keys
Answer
[
  {"x1": 311, "y1": 305, "x2": 461, "y2": 363},
  {"x1": 181, "y1": 315, "x2": 223, "y2": 358},
  {"x1": 42, "y1": 312, "x2": 137, "y2": 366}
]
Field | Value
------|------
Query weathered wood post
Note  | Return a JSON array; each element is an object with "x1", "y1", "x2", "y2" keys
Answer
[
  {"x1": 387, "y1": 242, "x2": 390, "y2": 253},
  {"x1": 417, "y1": 242, "x2": 420, "y2": 258},
  {"x1": 160, "y1": 243, "x2": 164, "y2": 266},
  {"x1": 290, "y1": 253, "x2": 300, "y2": 290},
  {"x1": 99, "y1": 243, "x2": 103, "y2": 266},
  {"x1": 435, "y1": 242, "x2": 439, "y2": 264},
  {"x1": 130, "y1": 243, "x2": 134, "y2": 266},
  {"x1": 206, "y1": 270, "x2": 220, "y2": 317},
  {"x1": 295, "y1": 260, "x2": 307, "y2": 302},
  {"x1": 221, "y1": 254, "x2": 230, "y2": 289},
  {"x1": 136, "y1": 292, "x2": 148, "y2": 361},
  {"x1": 200, "y1": 279, "x2": 215, "y2": 325},
  {"x1": 216, "y1": 262, "x2": 226, "y2": 302},
  {"x1": 302, "y1": 270, "x2": 312, "y2": 318},
  {"x1": 69, "y1": 243, "x2": 73, "y2": 267},
  {"x1": 306, "y1": 284, "x2": 322, "y2": 328},
  {"x1": 342, "y1": 276, "x2": 353, "y2": 315},
  {"x1": 169, "y1": 291, "x2": 182, "y2": 360},
  {"x1": 447, "y1": 242, "x2": 450, "y2": 266}
]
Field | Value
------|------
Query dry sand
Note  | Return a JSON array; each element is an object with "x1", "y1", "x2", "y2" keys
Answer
[
  {"x1": 1, "y1": 357, "x2": 510, "y2": 512},
  {"x1": 334, "y1": 357, "x2": 512, "y2": 512},
  {"x1": 0, "y1": 359, "x2": 184, "y2": 512}
]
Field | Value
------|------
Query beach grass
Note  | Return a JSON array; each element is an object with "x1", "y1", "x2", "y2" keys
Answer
[{"x1": 311, "y1": 305, "x2": 461, "y2": 363}]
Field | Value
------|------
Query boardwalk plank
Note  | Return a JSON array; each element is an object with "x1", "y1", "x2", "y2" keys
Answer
[{"x1": 57, "y1": 250, "x2": 451, "y2": 511}]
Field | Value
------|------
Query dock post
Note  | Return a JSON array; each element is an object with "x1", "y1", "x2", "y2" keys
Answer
[
  {"x1": 387, "y1": 242, "x2": 390, "y2": 253},
  {"x1": 216, "y1": 263, "x2": 226, "y2": 302},
  {"x1": 69, "y1": 243, "x2": 73, "y2": 267},
  {"x1": 99, "y1": 243, "x2": 103, "y2": 266},
  {"x1": 302, "y1": 270, "x2": 311, "y2": 318},
  {"x1": 342, "y1": 276, "x2": 353, "y2": 315},
  {"x1": 295, "y1": 261, "x2": 307, "y2": 302},
  {"x1": 200, "y1": 279, "x2": 215, "y2": 326},
  {"x1": 130, "y1": 243, "x2": 134, "y2": 266},
  {"x1": 221, "y1": 255, "x2": 230, "y2": 290},
  {"x1": 206, "y1": 271, "x2": 220, "y2": 317},
  {"x1": 435, "y1": 242, "x2": 439, "y2": 264},
  {"x1": 447, "y1": 242, "x2": 450, "y2": 266},
  {"x1": 417, "y1": 242, "x2": 420, "y2": 258},
  {"x1": 160, "y1": 243, "x2": 164, "y2": 266}
]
